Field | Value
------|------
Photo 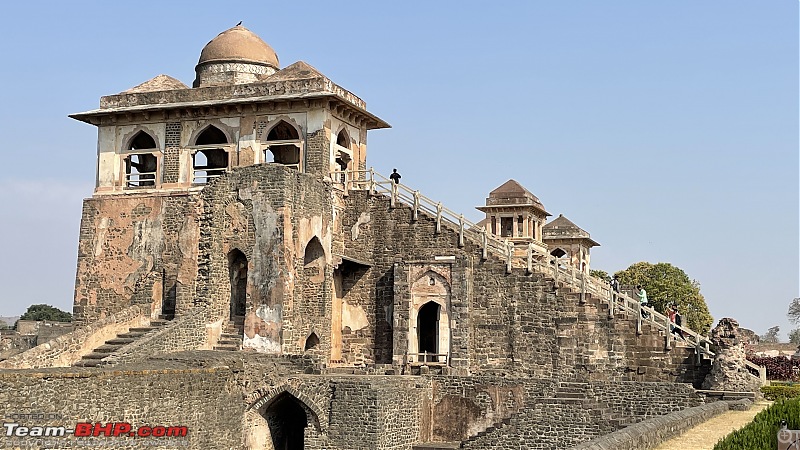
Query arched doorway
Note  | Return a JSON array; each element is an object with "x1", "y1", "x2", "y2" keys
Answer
[
  {"x1": 228, "y1": 249, "x2": 247, "y2": 319},
  {"x1": 265, "y1": 393, "x2": 308, "y2": 450},
  {"x1": 417, "y1": 301, "x2": 440, "y2": 362}
]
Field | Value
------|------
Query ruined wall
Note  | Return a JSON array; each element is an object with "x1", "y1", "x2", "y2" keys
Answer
[
  {"x1": 342, "y1": 191, "x2": 709, "y2": 383},
  {"x1": 73, "y1": 193, "x2": 200, "y2": 325},
  {"x1": 195, "y1": 164, "x2": 334, "y2": 355}
]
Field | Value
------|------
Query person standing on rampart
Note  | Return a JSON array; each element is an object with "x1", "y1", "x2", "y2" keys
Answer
[{"x1": 389, "y1": 168, "x2": 401, "y2": 184}]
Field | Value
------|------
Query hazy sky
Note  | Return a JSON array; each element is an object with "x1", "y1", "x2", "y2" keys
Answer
[{"x1": 0, "y1": 2, "x2": 797, "y2": 337}]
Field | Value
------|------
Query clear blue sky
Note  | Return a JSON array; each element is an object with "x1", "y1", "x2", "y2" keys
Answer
[{"x1": 0, "y1": 1, "x2": 797, "y2": 338}]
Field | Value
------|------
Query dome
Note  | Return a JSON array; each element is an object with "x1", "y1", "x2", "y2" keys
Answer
[{"x1": 197, "y1": 25, "x2": 279, "y2": 69}]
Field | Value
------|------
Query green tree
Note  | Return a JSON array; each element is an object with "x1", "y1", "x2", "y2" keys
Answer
[
  {"x1": 788, "y1": 297, "x2": 800, "y2": 324},
  {"x1": 760, "y1": 325, "x2": 780, "y2": 344},
  {"x1": 789, "y1": 328, "x2": 800, "y2": 345},
  {"x1": 18, "y1": 304, "x2": 72, "y2": 323},
  {"x1": 590, "y1": 269, "x2": 610, "y2": 283},
  {"x1": 614, "y1": 262, "x2": 713, "y2": 334}
]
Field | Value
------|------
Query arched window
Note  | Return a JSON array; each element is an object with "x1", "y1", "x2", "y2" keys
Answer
[
  {"x1": 303, "y1": 237, "x2": 325, "y2": 267},
  {"x1": 264, "y1": 120, "x2": 301, "y2": 170},
  {"x1": 192, "y1": 126, "x2": 229, "y2": 184},
  {"x1": 334, "y1": 129, "x2": 352, "y2": 184},
  {"x1": 124, "y1": 131, "x2": 158, "y2": 187},
  {"x1": 304, "y1": 332, "x2": 320, "y2": 351},
  {"x1": 550, "y1": 248, "x2": 567, "y2": 258}
]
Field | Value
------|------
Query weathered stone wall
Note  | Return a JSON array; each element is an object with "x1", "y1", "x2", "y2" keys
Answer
[
  {"x1": 342, "y1": 190, "x2": 710, "y2": 384},
  {"x1": 458, "y1": 380, "x2": 704, "y2": 449},
  {"x1": 0, "y1": 305, "x2": 147, "y2": 369},
  {"x1": 73, "y1": 193, "x2": 200, "y2": 325},
  {"x1": 0, "y1": 364, "x2": 242, "y2": 449},
  {"x1": 193, "y1": 164, "x2": 335, "y2": 355},
  {"x1": 570, "y1": 400, "x2": 732, "y2": 450}
]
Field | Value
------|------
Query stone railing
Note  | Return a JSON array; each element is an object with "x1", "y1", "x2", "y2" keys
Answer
[{"x1": 334, "y1": 168, "x2": 767, "y2": 382}]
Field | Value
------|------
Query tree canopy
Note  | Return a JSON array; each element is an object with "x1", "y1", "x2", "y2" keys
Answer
[
  {"x1": 18, "y1": 304, "x2": 72, "y2": 323},
  {"x1": 589, "y1": 269, "x2": 610, "y2": 283},
  {"x1": 761, "y1": 325, "x2": 781, "y2": 344},
  {"x1": 614, "y1": 262, "x2": 713, "y2": 334},
  {"x1": 788, "y1": 298, "x2": 800, "y2": 324}
]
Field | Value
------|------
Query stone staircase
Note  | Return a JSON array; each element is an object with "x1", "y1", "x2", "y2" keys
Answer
[
  {"x1": 213, "y1": 317, "x2": 243, "y2": 351},
  {"x1": 74, "y1": 317, "x2": 170, "y2": 367}
]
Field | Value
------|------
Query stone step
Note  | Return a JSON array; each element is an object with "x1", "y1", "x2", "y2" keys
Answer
[
  {"x1": 149, "y1": 319, "x2": 169, "y2": 327},
  {"x1": 412, "y1": 443, "x2": 460, "y2": 450},
  {"x1": 105, "y1": 337, "x2": 136, "y2": 345},
  {"x1": 128, "y1": 327, "x2": 157, "y2": 333},
  {"x1": 116, "y1": 331, "x2": 147, "y2": 339},
  {"x1": 93, "y1": 344, "x2": 124, "y2": 353},
  {"x1": 81, "y1": 352, "x2": 107, "y2": 360},
  {"x1": 213, "y1": 345, "x2": 240, "y2": 351}
]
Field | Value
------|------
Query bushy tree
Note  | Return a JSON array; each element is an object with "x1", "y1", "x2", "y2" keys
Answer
[
  {"x1": 789, "y1": 328, "x2": 800, "y2": 345},
  {"x1": 760, "y1": 325, "x2": 780, "y2": 344},
  {"x1": 788, "y1": 298, "x2": 800, "y2": 324},
  {"x1": 614, "y1": 262, "x2": 713, "y2": 334},
  {"x1": 590, "y1": 269, "x2": 610, "y2": 283},
  {"x1": 18, "y1": 304, "x2": 72, "y2": 323}
]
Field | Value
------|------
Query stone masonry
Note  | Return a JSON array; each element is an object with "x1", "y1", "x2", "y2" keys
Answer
[{"x1": 0, "y1": 24, "x2": 754, "y2": 450}]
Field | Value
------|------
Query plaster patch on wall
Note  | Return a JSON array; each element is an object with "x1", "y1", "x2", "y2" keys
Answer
[
  {"x1": 351, "y1": 212, "x2": 371, "y2": 241},
  {"x1": 93, "y1": 217, "x2": 109, "y2": 257},
  {"x1": 243, "y1": 334, "x2": 282, "y2": 353},
  {"x1": 342, "y1": 302, "x2": 369, "y2": 331},
  {"x1": 256, "y1": 305, "x2": 281, "y2": 323},
  {"x1": 238, "y1": 187, "x2": 281, "y2": 303}
]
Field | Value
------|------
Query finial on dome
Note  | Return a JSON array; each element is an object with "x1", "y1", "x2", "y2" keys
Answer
[{"x1": 236, "y1": 21, "x2": 242, "y2": 26}]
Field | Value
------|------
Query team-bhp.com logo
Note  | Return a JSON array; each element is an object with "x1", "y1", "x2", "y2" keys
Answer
[{"x1": 4, "y1": 422, "x2": 188, "y2": 438}]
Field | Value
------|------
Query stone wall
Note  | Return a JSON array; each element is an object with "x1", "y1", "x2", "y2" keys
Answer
[
  {"x1": 457, "y1": 379, "x2": 704, "y2": 449},
  {"x1": 0, "y1": 364, "x2": 242, "y2": 449},
  {"x1": 570, "y1": 400, "x2": 732, "y2": 450},
  {"x1": 342, "y1": 190, "x2": 710, "y2": 384},
  {"x1": 0, "y1": 305, "x2": 147, "y2": 369},
  {"x1": 73, "y1": 193, "x2": 200, "y2": 325}
]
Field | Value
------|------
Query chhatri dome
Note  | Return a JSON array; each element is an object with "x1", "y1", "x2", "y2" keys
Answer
[{"x1": 194, "y1": 24, "x2": 280, "y2": 88}]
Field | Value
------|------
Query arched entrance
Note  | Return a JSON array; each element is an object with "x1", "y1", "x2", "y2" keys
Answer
[
  {"x1": 265, "y1": 392, "x2": 308, "y2": 450},
  {"x1": 408, "y1": 270, "x2": 451, "y2": 365},
  {"x1": 228, "y1": 249, "x2": 247, "y2": 319},
  {"x1": 417, "y1": 301, "x2": 440, "y2": 362}
]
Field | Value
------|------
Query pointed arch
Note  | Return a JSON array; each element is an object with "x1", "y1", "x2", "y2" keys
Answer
[
  {"x1": 192, "y1": 124, "x2": 230, "y2": 145},
  {"x1": 336, "y1": 128, "x2": 350, "y2": 148},
  {"x1": 263, "y1": 118, "x2": 302, "y2": 169},
  {"x1": 248, "y1": 385, "x2": 324, "y2": 432},
  {"x1": 304, "y1": 332, "x2": 320, "y2": 351},
  {"x1": 409, "y1": 268, "x2": 451, "y2": 365},
  {"x1": 191, "y1": 124, "x2": 230, "y2": 184},
  {"x1": 127, "y1": 130, "x2": 158, "y2": 150},
  {"x1": 303, "y1": 236, "x2": 326, "y2": 267},
  {"x1": 550, "y1": 247, "x2": 567, "y2": 258},
  {"x1": 266, "y1": 120, "x2": 301, "y2": 141}
]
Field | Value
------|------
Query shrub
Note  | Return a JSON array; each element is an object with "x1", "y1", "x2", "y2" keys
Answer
[
  {"x1": 761, "y1": 385, "x2": 800, "y2": 401},
  {"x1": 714, "y1": 398, "x2": 800, "y2": 449},
  {"x1": 747, "y1": 356, "x2": 800, "y2": 381}
]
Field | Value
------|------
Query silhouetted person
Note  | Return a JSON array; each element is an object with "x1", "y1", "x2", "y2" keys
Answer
[{"x1": 389, "y1": 169, "x2": 401, "y2": 184}]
